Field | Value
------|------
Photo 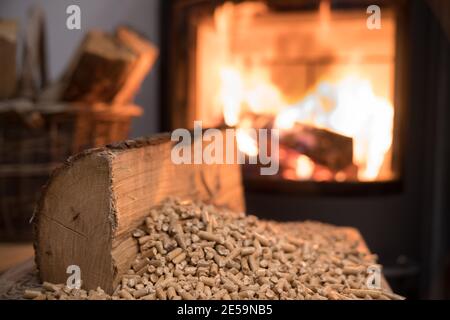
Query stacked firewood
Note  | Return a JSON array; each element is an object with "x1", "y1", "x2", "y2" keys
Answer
[
  {"x1": 60, "y1": 26, "x2": 158, "y2": 105},
  {"x1": 24, "y1": 198, "x2": 404, "y2": 300},
  {"x1": 0, "y1": 6, "x2": 157, "y2": 105}
]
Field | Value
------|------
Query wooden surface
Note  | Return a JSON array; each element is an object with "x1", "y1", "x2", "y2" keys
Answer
[
  {"x1": 34, "y1": 133, "x2": 245, "y2": 293},
  {"x1": 0, "y1": 243, "x2": 34, "y2": 273},
  {"x1": 0, "y1": 227, "x2": 391, "y2": 299},
  {"x1": 0, "y1": 258, "x2": 39, "y2": 299}
]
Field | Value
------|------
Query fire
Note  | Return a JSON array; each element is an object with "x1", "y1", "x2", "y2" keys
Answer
[
  {"x1": 276, "y1": 76, "x2": 394, "y2": 180},
  {"x1": 219, "y1": 66, "x2": 394, "y2": 181},
  {"x1": 219, "y1": 65, "x2": 286, "y2": 125},
  {"x1": 209, "y1": 1, "x2": 395, "y2": 182},
  {"x1": 295, "y1": 155, "x2": 315, "y2": 180},
  {"x1": 219, "y1": 67, "x2": 243, "y2": 126},
  {"x1": 236, "y1": 128, "x2": 259, "y2": 157}
]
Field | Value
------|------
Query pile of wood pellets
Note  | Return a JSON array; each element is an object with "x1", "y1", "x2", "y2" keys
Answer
[{"x1": 24, "y1": 198, "x2": 404, "y2": 300}]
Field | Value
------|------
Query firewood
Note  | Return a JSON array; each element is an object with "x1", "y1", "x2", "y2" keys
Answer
[
  {"x1": 237, "y1": 113, "x2": 353, "y2": 171},
  {"x1": 0, "y1": 20, "x2": 18, "y2": 99},
  {"x1": 280, "y1": 123, "x2": 353, "y2": 171},
  {"x1": 113, "y1": 26, "x2": 158, "y2": 105},
  {"x1": 34, "y1": 133, "x2": 244, "y2": 293},
  {"x1": 62, "y1": 31, "x2": 138, "y2": 104}
]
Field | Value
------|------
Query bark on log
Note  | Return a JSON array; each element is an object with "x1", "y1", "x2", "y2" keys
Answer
[{"x1": 34, "y1": 133, "x2": 244, "y2": 293}]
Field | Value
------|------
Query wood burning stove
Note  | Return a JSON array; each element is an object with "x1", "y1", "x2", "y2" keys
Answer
[
  {"x1": 160, "y1": 0, "x2": 408, "y2": 195},
  {"x1": 160, "y1": 0, "x2": 450, "y2": 298}
]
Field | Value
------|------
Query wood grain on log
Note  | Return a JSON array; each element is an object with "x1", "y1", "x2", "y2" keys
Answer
[{"x1": 34, "y1": 133, "x2": 244, "y2": 293}]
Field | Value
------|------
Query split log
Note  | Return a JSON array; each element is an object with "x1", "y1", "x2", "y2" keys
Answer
[
  {"x1": 113, "y1": 26, "x2": 158, "y2": 105},
  {"x1": 62, "y1": 31, "x2": 138, "y2": 104},
  {"x1": 0, "y1": 20, "x2": 17, "y2": 99},
  {"x1": 34, "y1": 133, "x2": 244, "y2": 293},
  {"x1": 280, "y1": 123, "x2": 353, "y2": 171}
]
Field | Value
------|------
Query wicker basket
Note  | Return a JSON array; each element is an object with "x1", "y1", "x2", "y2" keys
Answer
[{"x1": 0, "y1": 101, "x2": 142, "y2": 241}]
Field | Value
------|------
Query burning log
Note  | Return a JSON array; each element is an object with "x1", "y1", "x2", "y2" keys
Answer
[
  {"x1": 238, "y1": 113, "x2": 353, "y2": 172},
  {"x1": 280, "y1": 123, "x2": 353, "y2": 172},
  {"x1": 0, "y1": 20, "x2": 18, "y2": 99}
]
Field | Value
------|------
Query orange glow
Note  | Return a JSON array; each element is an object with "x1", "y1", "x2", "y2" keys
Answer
[
  {"x1": 295, "y1": 155, "x2": 315, "y2": 180},
  {"x1": 219, "y1": 65, "x2": 286, "y2": 127},
  {"x1": 219, "y1": 67, "x2": 243, "y2": 126},
  {"x1": 276, "y1": 76, "x2": 394, "y2": 180},
  {"x1": 236, "y1": 128, "x2": 258, "y2": 157},
  {"x1": 218, "y1": 65, "x2": 394, "y2": 180},
  {"x1": 196, "y1": 1, "x2": 396, "y2": 182},
  {"x1": 319, "y1": 0, "x2": 331, "y2": 33}
]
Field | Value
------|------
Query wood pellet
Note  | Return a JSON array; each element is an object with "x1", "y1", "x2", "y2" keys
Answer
[{"x1": 24, "y1": 197, "x2": 404, "y2": 300}]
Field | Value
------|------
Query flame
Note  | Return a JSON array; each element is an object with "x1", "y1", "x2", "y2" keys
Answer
[
  {"x1": 319, "y1": 0, "x2": 331, "y2": 33},
  {"x1": 275, "y1": 76, "x2": 394, "y2": 180},
  {"x1": 236, "y1": 128, "x2": 258, "y2": 156},
  {"x1": 219, "y1": 67, "x2": 244, "y2": 126},
  {"x1": 220, "y1": 69, "x2": 394, "y2": 180},
  {"x1": 219, "y1": 65, "x2": 286, "y2": 126},
  {"x1": 295, "y1": 155, "x2": 315, "y2": 180},
  {"x1": 212, "y1": 2, "x2": 395, "y2": 181}
]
